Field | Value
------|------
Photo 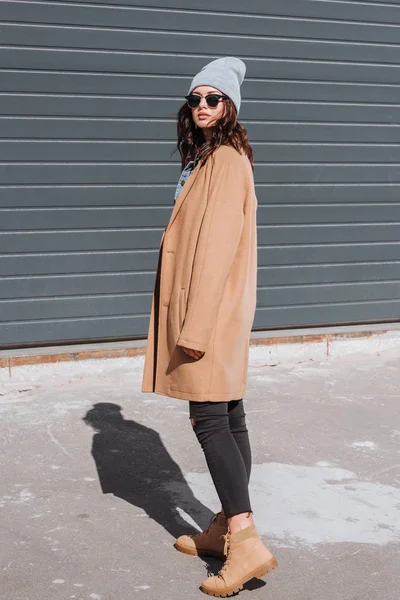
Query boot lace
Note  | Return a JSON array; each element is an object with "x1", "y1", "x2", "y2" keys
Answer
[
  {"x1": 193, "y1": 512, "x2": 219, "y2": 540},
  {"x1": 218, "y1": 533, "x2": 232, "y2": 580}
]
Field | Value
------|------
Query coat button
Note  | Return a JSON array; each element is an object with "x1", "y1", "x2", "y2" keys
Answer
[{"x1": 181, "y1": 180, "x2": 185, "y2": 186}]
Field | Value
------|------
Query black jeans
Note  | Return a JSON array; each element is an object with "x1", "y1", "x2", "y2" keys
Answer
[{"x1": 189, "y1": 399, "x2": 252, "y2": 519}]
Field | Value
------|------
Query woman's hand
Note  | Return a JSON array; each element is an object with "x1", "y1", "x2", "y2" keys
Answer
[{"x1": 181, "y1": 346, "x2": 204, "y2": 360}]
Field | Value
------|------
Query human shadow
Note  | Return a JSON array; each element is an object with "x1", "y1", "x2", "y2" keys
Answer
[{"x1": 83, "y1": 402, "x2": 214, "y2": 539}]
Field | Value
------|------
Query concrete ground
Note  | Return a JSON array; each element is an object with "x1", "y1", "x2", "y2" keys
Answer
[{"x1": 1, "y1": 347, "x2": 399, "y2": 600}]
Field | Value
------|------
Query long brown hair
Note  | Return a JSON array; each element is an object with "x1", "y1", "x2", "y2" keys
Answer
[{"x1": 174, "y1": 99, "x2": 254, "y2": 171}]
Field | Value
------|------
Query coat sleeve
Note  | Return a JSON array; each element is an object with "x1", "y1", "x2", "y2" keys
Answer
[{"x1": 177, "y1": 148, "x2": 248, "y2": 353}]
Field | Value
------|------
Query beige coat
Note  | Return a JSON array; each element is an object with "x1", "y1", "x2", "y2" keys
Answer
[{"x1": 141, "y1": 144, "x2": 258, "y2": 402}]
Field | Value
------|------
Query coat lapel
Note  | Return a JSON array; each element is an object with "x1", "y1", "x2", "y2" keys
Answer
[{"x1": 166, "y1": 160, "x2": 203, "y2": 233}]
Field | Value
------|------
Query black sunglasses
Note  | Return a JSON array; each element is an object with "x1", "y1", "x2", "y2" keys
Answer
[{"x1": 185, "y1": 93, "x2": 229, "y2": 109}]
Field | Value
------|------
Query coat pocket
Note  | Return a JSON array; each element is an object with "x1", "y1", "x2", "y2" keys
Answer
[{"x1": 178, "y1": 288, "x2": 186, "y2": 329}]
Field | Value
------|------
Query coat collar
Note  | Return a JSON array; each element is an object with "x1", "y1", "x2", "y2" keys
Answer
[{"x1": 166, "y1": 158, "x2": 203, "y2": 233}]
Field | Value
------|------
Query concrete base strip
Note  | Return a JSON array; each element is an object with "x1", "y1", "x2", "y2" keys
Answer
[{"x1": 0, "y1": 323, "x2": 400, "y2": 382}]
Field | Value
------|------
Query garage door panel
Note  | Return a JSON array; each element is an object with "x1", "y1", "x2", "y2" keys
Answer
[
  {"x1": 0, "y1": 117, "x2": 176, "y2": 141},
  {"x1": 2, "y1": 247, "x2": 399, "y2": 278},
  {"x1": 0, "y1": 230, "x2": 163, "y2": 253},
  {"x1": 0, "y1": 67, "x2": 400, "y2": 108},
  {"x1": 0, "y1": 294, "x2": 151, "y2": 322},
  {"x1": 2, "y1": 244, "x2": 399, "y2": 276},
  {"x1": 0, "y1": 314, "x2": 148, "y2": 345},
  {"x1": 0, "y1": 48, "x2": 208, "y2": 76},
  {"x1": 28, "y1": 0, "x2": 400, "y2": 26},
  {"x1": 2, "y1": 95, "x2": 400, "y2": 124},
  {"x1": 249, "y1": 81, "x2": 400, "y2": 104},
  {"x1": 7, "y1": 47, "x2": 397, "y2": 87},
  {"x1": 254, "y1": 165, "x2": 400, "y2": 185},
  {"x1": 0, "y1": 72, "x2": 400, "y2": 108},
  {"x1": 0, "y1": 272, "x2": 155, "y2": 299},
  {"x1": 4, "y1": 13, "x2": 400, "y2": 47},
  {"x1": 3, "y1": 36, "x2": 400, "y2": 71},
  {"x1": 0, "y1": 95, "x2": 182, "y2": 118},
  {"x1": 0, "y1": 186, "x2": 174, "y2": 208},
  {"x1": 258, "y1": 224, "x2": 400, "y2": 245},
  {"x1": 246, "y1": 102, "x2": 400, "y2": 124},
  {"x1": 253, "y1": 300, "x2": 400, "y2": 329},
  {"x1": 11, "y1": 95, "x2": 400, "y2": 125},
  {"x1": 0, "y1": 251, "x2": 158, "y2": 276},
  {"x1": 5, "y1": 1, "x2": 400, "y2": 33},
  {"x1": 0, "y1": 68, "x2": 188, "y2": 94},
  {"x1": 3, "y1": 183, "x2": 400, "y2": 211},
  {"x1": 0, "y1": 207, "x2": 170, "y2": 230},
  {"x1": 257, "y1": 263, "x2": 400, "y2": 286},
  {"x1": 256, "y1": 184, "x2": 400, "y2": 205},
  {"x1": 3, "y1": 164, "x2": 400, "y2": 186},
  {"x1": 258, "y1": 281, "x2": 400, "y2": 307},
  {"x1": 259, "y1": 244, "x2": 400, "y2": 265},
  {"x1": 253, "y1": 144, "x2": 400, "y2": 164},
  {"x1": 4, "y1": 118, "x2": 399, "y2": 144},
  {"x1": 3, "y1": 140, "x2": 400, "y2": 164},
  {"x1": 6, "y1": 203, "x2": 399, "y2": 232},
  {"x1": 0, "y1": 47, "x2": 171, "y2": 74},
  {"x1": 0, "y1": 164, "x2": 179, "y2": 185},
  {"x1": 247, "y1": 123, "x2": 400, "y2": 143},
  {"x1": 258, "y1": 204, "x2": 400, "y2": 225},
  {"x1": 2, "y1": 52, "x2": 400, "y2": 88},
  {"x1": 0, "y1": 116, "x2": 400, "y2": 146},
  {"x1": 0, "y1": 141, "x2": 178, "y2": 162}
]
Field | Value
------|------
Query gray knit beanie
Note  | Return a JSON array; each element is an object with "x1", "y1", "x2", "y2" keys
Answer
[{"x1": 187, "y1": 56, "x2": 246, "y2": 115}]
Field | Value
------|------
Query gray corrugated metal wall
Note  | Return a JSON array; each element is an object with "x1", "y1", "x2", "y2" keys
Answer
[{"x1": 1, "y1": 0, "x2": 400, "y2": 347}]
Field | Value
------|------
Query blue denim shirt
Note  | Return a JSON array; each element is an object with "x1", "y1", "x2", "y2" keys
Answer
[{"x1": 174, "y1": 157, "x2": 200, "y2": 204}]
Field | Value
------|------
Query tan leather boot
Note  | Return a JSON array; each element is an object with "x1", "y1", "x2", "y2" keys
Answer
[
  {"x1": 200, "y1": 523, "x2": 278, "y2": 597},
  {"x1": 174, "y1": 512, "x2": 228, "y2": 560}
]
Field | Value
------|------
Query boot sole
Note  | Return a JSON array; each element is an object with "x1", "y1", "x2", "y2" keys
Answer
[
  {"x1": 174, "y1": 540, "x2": 225, "y2": 561},
  {"x1": 200, "y1": 556, "x2": 278, "y2": 597}
]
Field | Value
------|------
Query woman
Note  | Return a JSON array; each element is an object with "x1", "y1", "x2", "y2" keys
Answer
[{"x1": 142, "y1": 57, "x2": 278, "y2": 597}]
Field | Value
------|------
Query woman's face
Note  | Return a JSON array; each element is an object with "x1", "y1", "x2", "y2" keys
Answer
[{"x1": 190, "y1": 85, "x2": 227, "y2": 132}]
